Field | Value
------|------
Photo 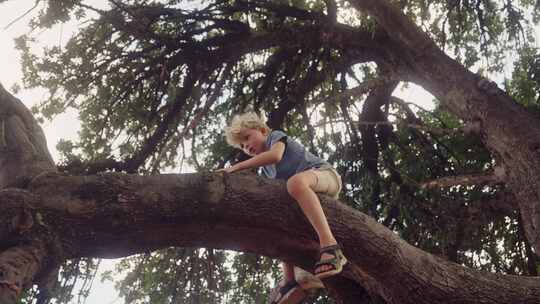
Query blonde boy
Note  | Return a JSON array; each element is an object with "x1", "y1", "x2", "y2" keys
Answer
[{"x1": 220, "y1": 112, "x2": 347, "y2": 304}]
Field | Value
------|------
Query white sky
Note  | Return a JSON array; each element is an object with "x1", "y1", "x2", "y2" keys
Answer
[
  {"x1": 1, "y1": 1, "x2": 537, "y2": 303},
  {"x1": 0, "y1": 1, "x2": 108, "y2": 162}
]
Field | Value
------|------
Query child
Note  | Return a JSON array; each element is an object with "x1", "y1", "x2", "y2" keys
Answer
[{"x1": 220, "y1": 112, "x2": 347, "y2": 304}]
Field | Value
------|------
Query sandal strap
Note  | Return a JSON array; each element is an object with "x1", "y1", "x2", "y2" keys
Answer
[
  {"x1": 314, "y1": 258, "x2": 339, "y2": 269},
  {"x1": 319, "y1": 244, "x2": 341, "y2": 255},
  {"x1": 278, "y1": 280, "x2": 298, "y2": 296},
  {"x1": 315, "y1": 245, "x2": 345, "y2": 274}
]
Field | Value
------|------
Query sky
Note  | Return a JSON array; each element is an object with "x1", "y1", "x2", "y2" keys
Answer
[{"x1": 1, "y1": 1, "x2": 536, "y2": 303}]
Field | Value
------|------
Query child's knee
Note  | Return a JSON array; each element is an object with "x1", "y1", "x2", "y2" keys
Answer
[
  {"x1": 286, "y1": 178, "x2": 297, "y2": 196},
  {"x1": 286, "y1": 175, "x2": 311, "y2": 197}
]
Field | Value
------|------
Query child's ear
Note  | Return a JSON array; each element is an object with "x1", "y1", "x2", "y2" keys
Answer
[{"x1": 261, "y1": 128, "x2": 268, "y2": 135}]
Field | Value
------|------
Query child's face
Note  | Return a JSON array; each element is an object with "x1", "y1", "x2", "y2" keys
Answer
[{"x1": 239, "y1": 128, "x2": 268, "y2": 156}]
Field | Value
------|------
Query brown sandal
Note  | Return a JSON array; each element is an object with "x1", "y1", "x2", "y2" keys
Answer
[{"x1": 314, "y1": 244, "x2": 348, "y2": 279}]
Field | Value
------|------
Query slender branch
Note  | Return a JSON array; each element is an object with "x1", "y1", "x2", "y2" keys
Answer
[
  {"x1": 421, "y1": 168, "x2": 506, "y2": 189},
  {"x1": 123, "y1": 69, "x2": 198, "y2": 173},
  {"x1": 181, "y1": 64, "x2": 232, "y2": 137},
  {"x1": 3, "y1": 0, "x2": 40, "y2": 30},
  {"x1": 73, "y1": 2, "x2": 107, "y2": 15},
  {"x1": 312, "y1": 119, "x2": 459, "y2": 136},
  {"x1": 311, "y1": 77, "x2": 400, "y2": 106},
  {"x1": 325, "y1": 0, "x2": 337, "y2": 23}
]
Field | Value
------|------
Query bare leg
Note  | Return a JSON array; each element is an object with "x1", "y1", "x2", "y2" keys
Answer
[
  {"x1": 286, "y1": 171, "x2": 338, "y2": 273},
  {"x1": 282, "y1": 262, "x2": 295, "y2": 282}
]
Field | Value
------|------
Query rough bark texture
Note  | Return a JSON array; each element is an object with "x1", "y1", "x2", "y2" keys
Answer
[
  {"x1": 0, "y1": 171, "x2": 536, "y2": 303},
  {"x1": 0, "y1": 84, "x2": 55, "y2": 188},
  {"x1": 360, "y1": 81, "x2": 397, "y2": 174}
]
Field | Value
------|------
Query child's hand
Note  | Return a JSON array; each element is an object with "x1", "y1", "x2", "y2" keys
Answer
[{"x1": 216, "y1": 166, "x2": 236, "y2": 173}]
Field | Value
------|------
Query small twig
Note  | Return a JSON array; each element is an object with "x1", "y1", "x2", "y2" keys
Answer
[
  {"x1": 3, "y1": 0, "x2": 40, "y2": 30},
  {"x1": 73, "y1": 2, "x2": 107, "y2": 15},
  {"x1": 311, "y1": 77, "x2": 400, "y2": 106}
]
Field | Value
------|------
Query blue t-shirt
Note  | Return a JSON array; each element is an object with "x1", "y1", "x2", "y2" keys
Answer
[{"x1": 261, "y1": 130, "x2": 330, "y2": 180}]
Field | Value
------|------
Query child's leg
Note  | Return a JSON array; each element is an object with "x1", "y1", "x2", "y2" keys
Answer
[
  {"x1": 282, "y1": 262, "x2": 295, "y2": 282},
  {"x1": 286, "y1": 171, "x2": 336, "y2": 246},
  {"x1": 286, "y1": 171, "x2": 338, "y2": 273}
]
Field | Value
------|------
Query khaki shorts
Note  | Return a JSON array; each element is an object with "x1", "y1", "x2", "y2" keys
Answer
[{"x1": 310, "y1": 167, "x2": 342, "y2": 199}]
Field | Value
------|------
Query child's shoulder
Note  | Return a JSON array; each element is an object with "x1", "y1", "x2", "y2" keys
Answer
[
  {"x1": 268, "y1": 129, "x2": 288, "y2": 140},
  {"x1": 267, "y1": 129, "x2": 288, "y2": 146},
  {"x1": 270, "y1": 128, "x2": 287, "y2": 135}
]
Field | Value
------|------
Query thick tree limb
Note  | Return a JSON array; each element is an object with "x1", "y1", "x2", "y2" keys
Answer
[
  {"x1": 360, "y1": 81, "x2": 398, "y2": 174},
  {"x1": 0, "y1": 240, "x2": 49, "y2": 304},
  {"x1": 0, "y1": 171, "x2": 536, "y2": 303},
  {"x1": 0, "y1": 84, "x2": 55, "y2": 189},
  {"x1": 346, "y1": 0, "x2": 436, "y2": 56}
]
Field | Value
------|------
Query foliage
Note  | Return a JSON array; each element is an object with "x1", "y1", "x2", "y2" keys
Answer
[
  {"x1": 109, "y1": 248, "x2": 231, "y2": 303},
  {"x1": 506, "y1": 46, "x2": 540, "y2": 113}
]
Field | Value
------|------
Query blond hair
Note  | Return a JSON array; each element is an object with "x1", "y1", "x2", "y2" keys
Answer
[{"x1": 224, "y1": 112, "x2": 271, "y2": 148}]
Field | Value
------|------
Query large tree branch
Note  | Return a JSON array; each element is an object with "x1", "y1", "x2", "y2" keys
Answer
[
  {"x1": 0, "y1": 171, "x2": 537, "y2": 303},
  {"x1": 346, "y1": 0, "x2": 436, "y2": 56},
  {"x1": 0, "y1": 241, "x2": 48, "y2": 303},
  {"x1": 360, "y1": 80, "x2": 398, "y2": 174},
  {"x1": 0, "y1": 84, "x2": 55, "y2": 189}
]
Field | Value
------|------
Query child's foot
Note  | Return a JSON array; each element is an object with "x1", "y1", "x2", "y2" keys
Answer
[
  {"x1": 314, "y1": 244, "x2": 348, "y2": 279},
  {"x1": 268, "y1": 279, "x2": 305, "y2": 304},
  {"x1": 294, "y1": 267, "x2": 325, "y2": 292}
]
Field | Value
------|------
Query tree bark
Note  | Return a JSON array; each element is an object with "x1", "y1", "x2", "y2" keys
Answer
[
  {"x1": 0, "y1": 171, "x2": 537, "y2": 303},
  {"x1": 0, "y1": 84, "x2": 55, "y2": 188}
]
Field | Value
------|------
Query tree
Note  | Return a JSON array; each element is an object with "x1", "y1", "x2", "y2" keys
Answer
[{"x1": 2, "y1": 0, "x2": 540, "y2": 303}]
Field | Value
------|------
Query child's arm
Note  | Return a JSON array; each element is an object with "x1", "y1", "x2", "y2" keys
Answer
[{"x1": 221, "y1": 142, "x2": 286, "y2": 173}]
